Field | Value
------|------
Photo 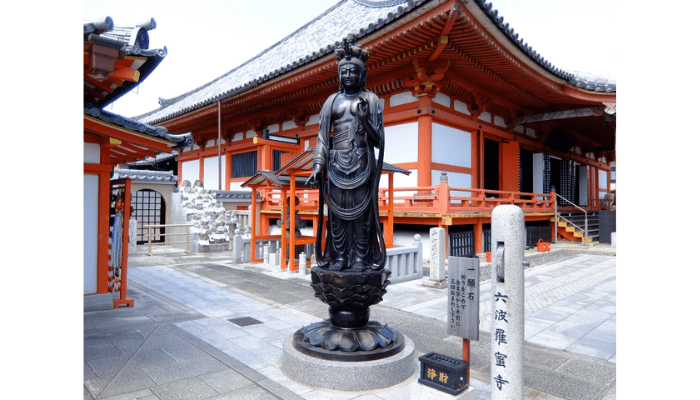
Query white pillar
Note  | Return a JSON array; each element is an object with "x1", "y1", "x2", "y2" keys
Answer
[
  {"x1": 490, "y1": 205, "x2": 525, "y2": 399},
  {"x1": 231, "y1": 229, "x2": 243, "y2": 264},
  {"x1": 299, "y1": 252, "x2": 307, "y2": 276},
  {"x1": 263, "y1": 244, "x2": 270, "y2": 265}
]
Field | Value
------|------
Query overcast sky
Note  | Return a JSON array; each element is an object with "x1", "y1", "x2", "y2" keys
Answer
[{"x1": 83, "y1": 0, "x2": 617, "y2": 119}]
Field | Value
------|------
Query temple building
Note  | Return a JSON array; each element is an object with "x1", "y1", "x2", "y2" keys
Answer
[
  {"x1": 83, "y1": 16, "x2": 192, "y2": 306},
  {"x1": 133, "y1": 0, "x2": 616, "y2": 258}
]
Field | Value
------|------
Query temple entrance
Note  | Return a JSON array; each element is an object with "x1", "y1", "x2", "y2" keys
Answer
[
  {"x1": 132, "y1": 189, "x2": 166, "y2": 244},
  {"x1": 484, "y1": 138, "x2": 499, "y2": 195},
  {"x1": 519, "y1": 148, "x2": 534, "y2": 193}
]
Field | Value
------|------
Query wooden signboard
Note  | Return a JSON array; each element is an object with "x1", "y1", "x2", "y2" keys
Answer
[{"x1": 447, "y1": 256, "x2": 480, "y2": 340}]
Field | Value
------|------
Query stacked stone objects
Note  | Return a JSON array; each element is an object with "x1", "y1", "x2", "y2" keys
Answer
[{"x1": 178, "y1": 180, "x2": 241, "y2": 252}]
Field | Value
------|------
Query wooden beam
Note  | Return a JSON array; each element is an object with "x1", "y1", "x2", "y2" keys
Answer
[
  {"x1": 84, "y1": 85, "x2": 107, "y2": 102},
  {"x1": 444, "y1": 71, "x2": 529, "y2": 113},
  {"x1": 110, "y1": 67, "x2": 140, "y2": 83},
  {"x1": 428, "y1": 2, "x2": 461, "y2": 62},
  {"x1": 510, "y1": 106, "x2": 605, "y2": 126},
  {"x1": 117, "y1": 142, "x2": 157, "y2": 159},
  {"x1": 84, "y1": 74, "x2": 116, "y2": 94},
  {"x1": 84, "y1": 117, "x2": 174, "y2": 153}
]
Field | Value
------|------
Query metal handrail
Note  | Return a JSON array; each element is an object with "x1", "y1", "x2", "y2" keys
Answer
[
  {"x1": 553, "y1": 193, "x2": 588, "y2": 245},
  {"x1": 144, "y1": 223, "x2": 193, "y2": 256}
]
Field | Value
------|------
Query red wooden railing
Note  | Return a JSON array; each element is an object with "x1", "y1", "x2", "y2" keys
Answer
[
  {"x1": 379, "y1": 186, "x2": 556, "y2": 215},
  {"x1": 258, "y1": 185, "x2": 555, "y2": 216}
]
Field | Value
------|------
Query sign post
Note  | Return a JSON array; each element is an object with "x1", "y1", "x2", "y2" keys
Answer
[
  {"x1": 447, "y1": 256, "x2": 480, "y2": 340},
  {"x1": 448, "y1": 256, "x2": 480, "y2": 384},
  {"x1": 490, "y1": 205, "x2": 525, "y2": 399}
]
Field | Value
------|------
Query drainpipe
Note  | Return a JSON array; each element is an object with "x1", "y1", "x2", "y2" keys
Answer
[{"x1": 218, "y1": 100, "x2": 222, "y2": 191}]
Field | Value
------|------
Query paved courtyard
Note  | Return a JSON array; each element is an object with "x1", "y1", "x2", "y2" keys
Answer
[{"x1": 84, "y1": 246, "x2": 616, "y2": 400}]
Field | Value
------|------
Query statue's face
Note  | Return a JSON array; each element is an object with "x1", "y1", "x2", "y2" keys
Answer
[{"x1": 338, "y1": 58, "x2": 364, "y2": 91}]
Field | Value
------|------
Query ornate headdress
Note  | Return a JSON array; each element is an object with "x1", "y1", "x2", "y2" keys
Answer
[
  {"x1": 335, "y1": 35, "x2": 370, "y2": 92},
  {"x1": 334, "y1": 35, "x2": 370, "y2": 63}
]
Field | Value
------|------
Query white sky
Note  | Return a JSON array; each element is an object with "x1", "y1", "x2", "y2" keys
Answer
[{"x1": 83, "y1": 0, "x2": 617, "y2": 119}]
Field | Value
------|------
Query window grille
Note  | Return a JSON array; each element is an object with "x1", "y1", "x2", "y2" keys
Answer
[
  {"x1": 131, "y1": 189, "x2": 165, "y2": 244},
  {"x1": 231, "y1": 151, "x2": 257, "y2": 178}
]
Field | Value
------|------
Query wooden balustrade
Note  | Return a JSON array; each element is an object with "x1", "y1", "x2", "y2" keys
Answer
[
  {"x1": 257, "y1": 185, "x2": 555, "y2": 217},
  {"x1": 378, "y1": 186, "x2": 555, "y2": 215}
]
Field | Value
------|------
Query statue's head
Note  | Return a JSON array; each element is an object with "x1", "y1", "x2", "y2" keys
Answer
[{"x1": 335, "y1": 35, "x2": 370, "y2": 92}]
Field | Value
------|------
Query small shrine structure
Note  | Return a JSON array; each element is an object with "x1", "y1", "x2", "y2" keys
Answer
[{"x1": 83, "y1": 16, "x2": 192, "y2": 307}]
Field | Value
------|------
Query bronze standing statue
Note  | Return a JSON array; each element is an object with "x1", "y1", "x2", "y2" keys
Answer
[
  {"x1": 295, "y1": 37, "x2": 403, "y2": 360},
  {"x1": 306, "y1": 37, "x2": 386, "y2": 272}
]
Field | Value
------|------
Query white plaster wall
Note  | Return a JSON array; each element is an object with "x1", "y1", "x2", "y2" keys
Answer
[
  {"x1": 389, "y1": 91, "x2": 418, "y2": 107},
  {"x1": 494, "y1": 115, "x2": 507, "y2": 128},
  {"x1": 203, "y1": 156, "x2": 227, "y2": 190},
  {"x1": 433, "y1": 93, "x2": 450, "y2": 108},
  {"x1": 432, "y1": 170, "x2": 471, "y2": 188},
  {"x1": 432, "y1": 123, "x2": 471, "y2": 168},
  {"x1": 84, "y1": 174, "x2": 99, "y2": 294},
  {"x1": 232, "y1": 132, "x2": 244, "y2": 142},
  {"x1": 282, "y1": 120, "x2": 297, "y2": 130},
  {"x1": 306, "y1": 114, "x2": 320, "y2": 126},
  {"x1": 384, "y1": 122, "x2": 418, "y2": 164},
  {"x1": 181, "y1": 159, "x2": 199, "y2": 184},
  {"x1": 454, "y1": 100, "x2": 471, "y2": 115},
  {"x1": 379, "y1": 169, "x2": 417, "y2": 194},
  {"x1": 245, "y1": 130, "x2": 257, "y2": 138},
  {"x1": 84, "y1": 143, "x2": 100, "y2": 163},
  {"x1": 228, "y1": 182, "x2": 252, "y2": 191},
  {"x1": 478, "y1": 111, "x2": 492, "y2": 123},
  {"x1": 598, "y1": 169, "x2": 608, "y2": 189},
  {"x1": 532, "y1": 153, "x2": 545, "y2": 194},
  {"x1": 267, "y1": 124, "x2": 280, "y2": 133}
]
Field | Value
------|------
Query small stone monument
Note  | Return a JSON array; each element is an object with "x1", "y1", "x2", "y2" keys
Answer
[
  {"x1": 231, "y1": 229, "x2": 243, "y2": 264},
  {"x1": 422, "y1": 227, "x2": 447, "y2": 288}
]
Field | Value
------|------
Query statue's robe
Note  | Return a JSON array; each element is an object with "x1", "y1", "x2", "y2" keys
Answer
[{"x1": 313, "y1": 90, "x2": 386, "y2": 271}]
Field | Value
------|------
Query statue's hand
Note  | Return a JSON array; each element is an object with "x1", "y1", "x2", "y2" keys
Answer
[
  {"x1": 305, "y1": 165, "x2": 322, "y2": 187},
  {"x1": 357, "y1": 95, "x2": 368, "y2": 122}
]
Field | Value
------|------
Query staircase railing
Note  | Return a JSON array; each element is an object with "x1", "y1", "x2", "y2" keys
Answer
[{"x1": 553, "y1": 193, "x2": 588, "y2": 245}]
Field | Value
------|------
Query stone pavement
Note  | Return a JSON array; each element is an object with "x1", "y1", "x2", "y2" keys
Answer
[{"x1": 84, "y1": 243, "x2": 616, "y2": 400}]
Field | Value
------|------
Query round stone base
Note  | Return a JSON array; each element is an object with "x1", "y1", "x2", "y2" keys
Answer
[{"x1": 280, "y1": 335, "x2": 415, "y2": 391}]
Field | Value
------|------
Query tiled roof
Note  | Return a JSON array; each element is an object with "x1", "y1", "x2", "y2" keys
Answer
[
  {"x1": 138, "y1": 0, "x2": 614, "y2": 125},
  {"x1": 126, "y1": 151, "x2": 178, "y2": 167},
  {"x1": 85, "y1": 105, "x2": 194, "y2": 148},
  {"x1": 84, "y1": 17, "x2": 168, "y2": 109},
  {"x1": 111, "y1": 168, "x2": 178, "y2": 183},
  {"x1": 137, "y1": 0, "x2": 428, "y2": 124},
  {"x1": 208, "y1": 190, "x2": 256, "y2": 201},
  {"x1": 568, "y1": 70, "x2": 616, "y2": 93}
]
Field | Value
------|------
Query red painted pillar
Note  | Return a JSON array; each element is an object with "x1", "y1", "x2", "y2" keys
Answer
[
  {"x1": 502, "y1": 141, "x2": 520, "y2": 193},
  {"x1": 417, "y1": 96, "x2": 433, "y2": 188},
  {"x1": 387, "y1": 172, "x2": 394, "y2": 249},
  {"x1": 474, "y1": 220, "x2": 483, "y2": 254},
  {"x1": 177, "y1": 150, "x2": 183, "y2": 186},
  {"x1": 198, "y1": 156, "x2": 204, "y2": 184}
]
